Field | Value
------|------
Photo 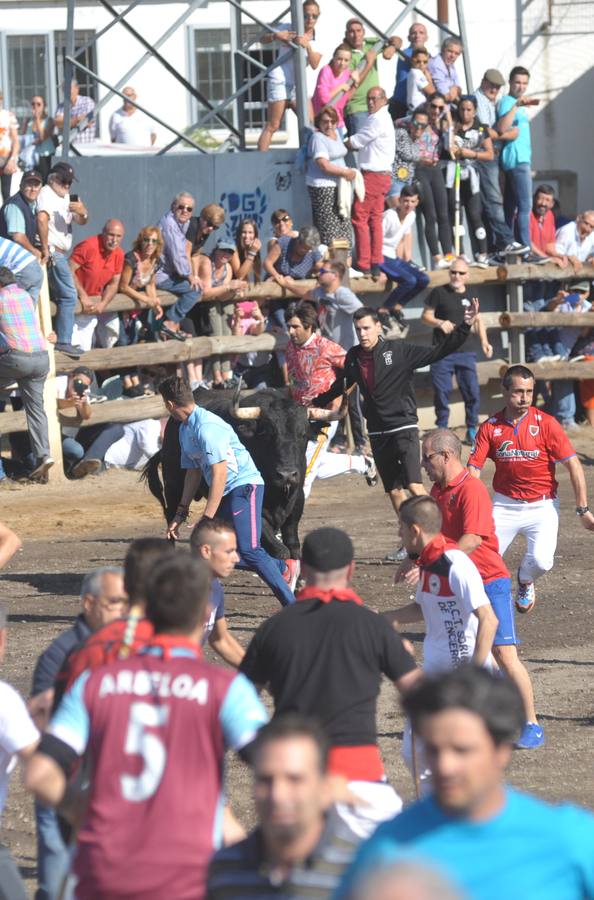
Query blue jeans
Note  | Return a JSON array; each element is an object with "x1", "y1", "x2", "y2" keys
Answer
[
  {"x1": 523, "y1": 282, "x2": 564, "y2": 361},
  {"x1": 157, "y1": 276, "x2": 201, "y2": 323},
  {"x1": 62, "y1": 436, "x2": 84, "y2": 472},
  {"x1": 431, "y1": 351, "x2": 480, "y2": 428},
  {"x1": 218, "y1": 482, "x2": 294, "y2": 607},
  {"x1": 503, "y1": 162, "x2": 532, "y2": 248},
  {"x1": 379, "y1": 257, "x2": 430, "y2": 308},
  {"x1": 551, "y1": 380, "x2": 576, "y2": 425},
  {"x1": 477, "y1": 159, "x2": 514, "y2": 249},
  {"x1": 16, "y1": 259, "x2": 43, "y2": 305},
  {"x1": 345, "y1": 111, "x2": 369, "y2": 137},
  {"x1": 35, "y1": 801, "x2": 70, "y2": 900},
  {"x1": 47, "y1": 253, "x2": 77, "y2": 344}
]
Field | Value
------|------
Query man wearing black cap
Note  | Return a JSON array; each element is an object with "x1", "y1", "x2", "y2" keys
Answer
[
  {"x1": 0, "y1": 169, "x2": 42, "y2": 254},
  {"x1": 240, "y1": 526, "x2": 420, "y2": 837},
  {"x1": 474, "y1": 69, "x2": 527, "y2": 256},
  {"x1": 37, "y1": 161, "x2": 89, "y2": 358}
]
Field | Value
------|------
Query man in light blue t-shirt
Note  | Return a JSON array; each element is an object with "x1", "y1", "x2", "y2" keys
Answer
[
  {"x1": 495, "y1": 66, "x2": 535, "y2": 251},
  {"x1": 335, "y1": 666, "x2": 594, "y2": 900},
  {"x1": 159, "y1": 375, "x2": 296, "y2": 607}
]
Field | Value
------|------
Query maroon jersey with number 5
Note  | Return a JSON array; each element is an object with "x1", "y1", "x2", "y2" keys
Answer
[{"x1": 48, "y1": 639, "x2": 267, "y2": 900}]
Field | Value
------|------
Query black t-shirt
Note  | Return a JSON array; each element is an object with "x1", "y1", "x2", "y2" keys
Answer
[
  {"x1": 425, "y1": 285, "x2": 471, "y2": 345},
  {"x1": 186, "y1": 217, "x2": 209, "y2": 255},
  {"x1": 240, "y1": 596, "x2": 416, "y2": 747}
]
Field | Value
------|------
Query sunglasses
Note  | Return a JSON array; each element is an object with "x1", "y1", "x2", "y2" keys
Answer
[
  {"x1": 31, "y1": 101, "x2": 43, "y2": 106},
  {"x1": 422, "y1": 450, "x2": 444, "y2": 463},
  {"x1": 273, "y1": 215, "x2": 291, "y2": 224},
  {"x1": 318, "y1": 268, "x2": 333, "y2": 275},
  {"x1": 430, "y1": 103, "x2": 445, "y2": 109},
  {"x1": 411, "y1": 119, "x2": 427, "y2": 127},
  {"x1": 203, "y1": 219, "x2": 219, "y2": 229},
  {"x1": 304, "y1": 11, "x2": 319, "y2": 18},
  {"x1": 142, "y1": 237, "x2": 159, "y2": 243},
  {"x1": 176, "y1": 204, "x2": 193, "y2": 212},
  {"x1": 450, "y1": 269, "x2": 468, "y2": 276}
]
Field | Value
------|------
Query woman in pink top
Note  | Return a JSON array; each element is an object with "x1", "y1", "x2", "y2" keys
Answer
[{"x1": 312, "y1": 44, "x2": 360, "y2": 130}]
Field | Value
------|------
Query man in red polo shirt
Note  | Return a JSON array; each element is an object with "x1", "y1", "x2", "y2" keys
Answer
[
  {"x1": 416, "y1": 427, "x2": 543, "y2": 750},
  {"x1": 69, "y1": 218, "x2": 125, "y2": 350},
  {"x1": 469, "y1": 364, "x2": 594, "y2": 608},
  {"x1": 240, "y1": 526, "x2": 419, "y2": 837}
]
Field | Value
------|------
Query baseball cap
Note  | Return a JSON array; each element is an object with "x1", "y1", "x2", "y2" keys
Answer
[
  {"x1": 21, "y1": 169, "x2": 43, "y2": 185},
  {"x1": 49, "y1": 161, "x2": 78, "y2": 183},
  {"x1": 483, "y1": 68, "x2": 505, "y2": 86},
  {"x1": 570, "y1": 281, "x2": 591, "y2": 293},
  {"x1": 215, "y1": 239, "x2": 235, "y2": 253},
  {"x1": 301, "y1": 527, "x2": 354, "y2": 572}
]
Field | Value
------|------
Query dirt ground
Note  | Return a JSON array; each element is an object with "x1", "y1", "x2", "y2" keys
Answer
[{"x1": 1, "y1": 429, "x2": 593, "y2": 895}]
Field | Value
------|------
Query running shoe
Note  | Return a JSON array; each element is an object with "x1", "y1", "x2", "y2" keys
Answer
[
  {"x1": 28, "y1": 456, "x2": 54, "y2": 481},
  {"x1": 283, "y1": 558, "x2": 301, "y2": 592},
  {"x1": 515, "y1": 722, "x2": 545, "y2": 749},
  {"x1": 384, "y1": 546, "x2": 408, "y2": 563},
  {"x1": 435, "y1": 254, "x2": 455, "y2": 270},
  {"x1": 474, "y1": 254, "x2": 489, "y2": 269},
  {"x1": 364, "y1": 455, "x2": 378, "y2": 486},
  {"x1": 71, "y1": 458, "x2": 102, "y2": 479},
  {"x1": 516, "y1": 571, "x2": 536, "y2": 613},
  {"x1": 465, "y1": 426, "x2": 477, "y2": 446}
]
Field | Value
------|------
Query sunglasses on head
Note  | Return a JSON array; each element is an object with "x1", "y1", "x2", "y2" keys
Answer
[
  {"x1": 273, "y1": 215, "x2": 291, "y2": 225},
  {"x1": 176, "y1": 204, "x2": 193, "y2": 212}
]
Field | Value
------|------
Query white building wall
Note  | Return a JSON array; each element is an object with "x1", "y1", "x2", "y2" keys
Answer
[{"x1": 1, "y1": 0, "x2": 592, "y2": 206}]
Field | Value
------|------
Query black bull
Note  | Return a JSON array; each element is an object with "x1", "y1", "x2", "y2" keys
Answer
[{"x1": 142, "y1": 387, "x2": 311, "y2": 559}]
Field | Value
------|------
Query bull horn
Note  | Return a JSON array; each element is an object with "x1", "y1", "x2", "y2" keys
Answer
[
  {"x1": 231, "y1": 406, "x2": 262, "y2": 420},
  {"x1": 231, "y1": 375, "x2": 244, "y2": 412},
  {"x1": 307, "y1": 406, "x2": 345, "y2": 422}
]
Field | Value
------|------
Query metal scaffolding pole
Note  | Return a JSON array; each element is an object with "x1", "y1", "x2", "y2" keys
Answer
[
  {"x1": 454, "y1": 0, "x2": 474, "y2": 91},
  {"x1": 61, "y1": 0, "x2": 76, "y2": 157},
  {"x1": 290, "y1": 0, "x2": 309, "y2": 143}
]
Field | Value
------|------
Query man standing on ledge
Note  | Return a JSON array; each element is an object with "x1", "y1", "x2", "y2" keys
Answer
[
  {"x1": 346, "y1": 87, "x2": 395, "y2": 278},
  {"x1": 313, "y1": 301, "x2": 479, "y2": 561},
  {"x1": 159, "y1": 375, "x2": 297, "y2": 607},
  {"x1": 468, "y1": 365, "x2": 594, "y2": 613}
]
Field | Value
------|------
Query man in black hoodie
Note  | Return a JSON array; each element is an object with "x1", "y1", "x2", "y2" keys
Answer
[{"x1": 314, "y1": 301, "x2": 478, "y2": 520}]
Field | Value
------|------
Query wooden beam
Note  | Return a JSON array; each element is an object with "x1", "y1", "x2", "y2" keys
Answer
[
  {"x1": 54, "y1": 333, "x2": 290, "y2": 374},
  {"x1": 501, "y1": 360, "x2": 594, "y2": 380},
  {"x1": 500, "y1": 311, "x2": 594, "y2": 328}
]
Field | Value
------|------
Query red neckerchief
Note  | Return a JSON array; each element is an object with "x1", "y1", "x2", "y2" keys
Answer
[
  {"x1": 418, "y1": 533, "x2": 459, "y2": 568},
  {"x1": 145, "y1": 634, "x2": 202, "y2": 661},
  {"x1": 296, "y1": 587, "x2": 364, "y2": 605}
]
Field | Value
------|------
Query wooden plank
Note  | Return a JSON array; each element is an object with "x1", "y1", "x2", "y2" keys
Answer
[
  {"x1": 54, "y1": 334, "x2": 289, "y2": 373},
  {"x1": 38, "y1": 269, "x2": 66, "y2": 482},
  {"x1": 500, "y1": 311, "x2": 594, "y2": 328},
  {"x1": 1, "y1": 396, "x2": 167, "y2": 435}
]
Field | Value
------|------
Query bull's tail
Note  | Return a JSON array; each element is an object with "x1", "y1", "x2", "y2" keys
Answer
[{"x1": 140, "y1": 451, "x2": 167, "y2": 515}]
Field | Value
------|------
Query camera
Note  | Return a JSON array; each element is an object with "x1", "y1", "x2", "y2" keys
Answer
[{"x1": 73, "y1": 378, "x2": 87, "y2": 397}]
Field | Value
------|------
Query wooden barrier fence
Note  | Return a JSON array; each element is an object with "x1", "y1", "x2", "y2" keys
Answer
[{"x1": 2, "y1": 259, "x2": 593, "y2": 482}]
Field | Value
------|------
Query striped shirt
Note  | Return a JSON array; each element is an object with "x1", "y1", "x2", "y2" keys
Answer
[
  {"x1": 0, "y1": 283, "x2": 46, "y2": 353},
  {"x1": 206, "y1": 816, "x2": 359, "y2": 899},
  {"x1": 0, "y1": 236, "x2": 37, "y2": 275}
]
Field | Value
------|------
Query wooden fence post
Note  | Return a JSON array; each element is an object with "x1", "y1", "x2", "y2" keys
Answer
[{"x1": 37, "y1": 267, "x2": 66, "y2": 482}]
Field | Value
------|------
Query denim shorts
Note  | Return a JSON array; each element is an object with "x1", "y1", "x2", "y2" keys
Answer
[{"x1": 484, "y1": 577, "x2": 518, "y2": 646}]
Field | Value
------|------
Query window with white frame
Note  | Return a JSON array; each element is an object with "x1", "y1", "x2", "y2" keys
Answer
[{"x1": 192, "y1": 24, "x2": 277, "y2": 132}]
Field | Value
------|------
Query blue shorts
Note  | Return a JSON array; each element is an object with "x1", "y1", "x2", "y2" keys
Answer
[{"x1": 484, "y1": 577, "x2": 518, "y2": 646}]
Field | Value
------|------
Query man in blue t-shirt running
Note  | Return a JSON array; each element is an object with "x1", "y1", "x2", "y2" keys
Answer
[
  {"x1": 335, "y1": 666, "x2": 594, "y2": 900},
  {"x1": 159, "y1": 375, "x2": 296, "y2": 607}
]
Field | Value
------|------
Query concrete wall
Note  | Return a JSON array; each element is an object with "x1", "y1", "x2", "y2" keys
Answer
[{"x1": 69, "y1": 148, "x2": 310, "y2": 248}]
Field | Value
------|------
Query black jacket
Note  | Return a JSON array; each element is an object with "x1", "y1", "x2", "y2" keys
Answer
[
  {"x1": 31, "y1": 614, "x2": 92, "y2": 695},
  {"x1": 314, "y1": 323, "x2": 471, "y2": 432}
]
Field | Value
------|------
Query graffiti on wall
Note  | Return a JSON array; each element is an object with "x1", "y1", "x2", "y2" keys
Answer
[{"x1": 219, "y1": 186, "x2": 268, "y2": 241}]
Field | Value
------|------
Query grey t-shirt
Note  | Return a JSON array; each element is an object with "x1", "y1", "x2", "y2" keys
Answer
[{"x1": 313, "y1": 285, "x2": 362, "y2": 350}]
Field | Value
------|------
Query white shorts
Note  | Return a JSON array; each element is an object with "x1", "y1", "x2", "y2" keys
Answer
[
  {"x1": 332, "y1": 780, "x2": 403, "y2": 840},
  {"x1": 492, "y1": 493, "x2": 560, "y2": 582},
  {"x1": 267, "y1": 77, "x2": 296, "y2": 103}
]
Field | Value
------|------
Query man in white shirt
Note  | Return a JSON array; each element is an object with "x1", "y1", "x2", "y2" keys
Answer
[
  {"x1": 555, "y1": 211, "x2": 594, "y2": 267},
  {"x1": 36, "y1": 161, "x2": 89, "y2": 357},
  {"x1": 104, "y1": 419, "x2": 162, "y2": 470},
  {"x1": 109, "y1": 86, "x2": 157, "y2": 146},
  {"x1": 346, "y1": 88, "x2": 396, "y2": 278},
  {"x1": 0, "y1": 605, "x2": 40, "y2": 899}
]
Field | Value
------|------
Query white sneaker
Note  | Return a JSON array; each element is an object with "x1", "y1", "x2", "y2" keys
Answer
[{"x1": 364, "y1": 455, "x2": 378, "y2": 486}]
